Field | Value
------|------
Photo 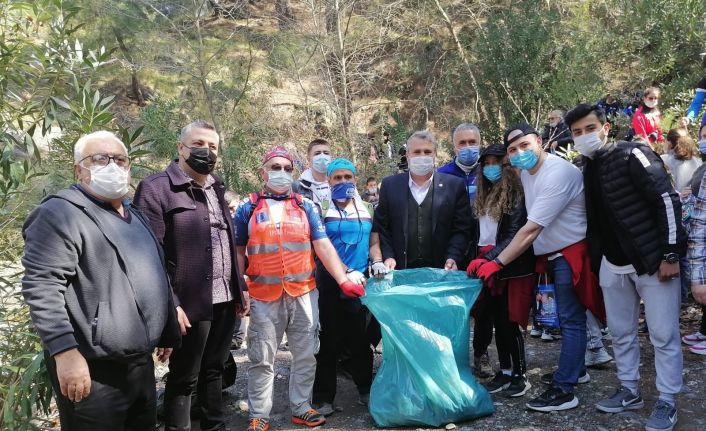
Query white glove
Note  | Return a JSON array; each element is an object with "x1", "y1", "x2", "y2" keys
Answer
[
  {"x1": 371, "y1": 261, "x2": 389, "y2": 278},
  {"x1": 346, "y1": 270, "x2": 366, "y2": 285}
]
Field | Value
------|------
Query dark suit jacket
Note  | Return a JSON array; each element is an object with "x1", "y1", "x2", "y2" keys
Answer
[
  {"x1": 134, "y1": 161, "x2": 246, "y2": 322},
  {"x1": 373, "y1": 172, "x2": 473, "y2": 269}
]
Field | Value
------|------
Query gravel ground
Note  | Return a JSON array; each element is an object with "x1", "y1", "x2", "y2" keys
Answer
[{"x1": 209, "y1": 304, "x2": 706, "y2": 431}]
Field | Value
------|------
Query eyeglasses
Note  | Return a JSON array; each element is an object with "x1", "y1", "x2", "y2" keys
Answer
[
  {"x1": 79, "y1": 153, "x2": 131, "y2": 168},
  {"x1": 267, "y1": 164, "x2": 293, "y2": 173}
]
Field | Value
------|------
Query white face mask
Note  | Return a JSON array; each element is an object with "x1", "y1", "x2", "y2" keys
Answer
[
  {"x1": 408, "y1": 155, "x2": 435, "y2": 176},
  {"x1": 85, "y1": 162, "x2": 129, "y2": 199},
  {"x1": 644, "y1": 99, "x2": 658, "y2": 109},
  {"x1": 312, "y1": 154, "x2": 331, "y2": 174},
  {"x1": 266, "y1": 170, "x2": 293, "y2": 194},
  {"x1": 549, "y1": 121, "x2": 559, "y2": 128},
  {"x1": 573, "y1": 131, "x2": 605, "y2": 158}
]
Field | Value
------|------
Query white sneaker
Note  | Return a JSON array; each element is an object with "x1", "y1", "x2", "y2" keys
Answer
[
  {"x1": 530, "y1": 327, "x2": 542, "y2": 338},
  {"x1": 585, "y1": 347, "x2": 613, "y2": 367},
  {"x1": 688, "y1": 340, "x2": 706, "y2": 355},
  {"x1": 541, "y1": 329, "x2": 559, "y2": 342},
  {"x1": 682, "y1": 332, "x2": 706, "y2": 346}
]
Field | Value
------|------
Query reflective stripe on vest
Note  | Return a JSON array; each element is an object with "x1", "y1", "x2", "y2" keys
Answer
[{"x1": 245, "y1": 195, "x2": 316, "y2": 301}]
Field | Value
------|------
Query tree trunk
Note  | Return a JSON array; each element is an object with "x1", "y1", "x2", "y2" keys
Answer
[
  {"x1": 275, "y1": 0, "x2": 294, "y2": 29},
  {"x1": 112, "y1": 28, "x2": 145, "y2": 106}
]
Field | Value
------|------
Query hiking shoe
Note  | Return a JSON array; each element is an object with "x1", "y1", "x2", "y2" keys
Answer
[
  {"x1": 689, "y1": 340, "x2": 706, "y2": 355},
  {"x1": 292, "y1": 409, "x2": 326, "y2": 427},
  {"x1": 595, "y1": 386, "x2": 644, "y2": 413},
  {"x1": 541, "y1": 329, "x2": 560, "y2": 342},
  {"x1": 585, "y1": 347, "x2": 613, "y2": 367},
  {"x1": 526, "y1": 385, "x2": 579, "y2": 412},
  {"x1": 484, "y1": 371, "x2": 512, "y2": 394},
  {"x1": 682, "y1": 332, "x2": 706, "y2": 346},
  {"x1": 645, "y1": 400, "x2": 677, "y2": 431},
  {"x1": 502, "y1": 374, "x2": 531, "y2": 398},
  {"x1": 540, "y1": 369, "x2": 590, "y2": 385},
  {"x1": 529, "y1": 327, "x2": 542, "y2": 338},
  {"x1": 247, "y1": 418, "x2": 270, "y2": 431},
  {"x1": 472, "y1": 352, "x2": 494, "y2": 378},
  {"x1": 312, "y1": 402, "x2": 335, "y2": 417}
]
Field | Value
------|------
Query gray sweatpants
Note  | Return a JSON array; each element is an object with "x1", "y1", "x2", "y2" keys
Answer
[
  {"x1": 599, "y1": 260, "x2": 683, "y2": 399},
  {"x1": 586, "y1": 309, "x2": 605, "y2": 350},
  {"x1": 247, "y1": 290, "x2": 320, "y2": 419}
]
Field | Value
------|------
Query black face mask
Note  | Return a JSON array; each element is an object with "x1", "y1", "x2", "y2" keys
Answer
[{"x1": 184, "y1": 146, "x2": 217, "y2": 174}]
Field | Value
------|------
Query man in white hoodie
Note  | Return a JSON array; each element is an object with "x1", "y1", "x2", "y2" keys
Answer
[{"x1": 293, "y1": 138, "x2": 332, "y2": 211}]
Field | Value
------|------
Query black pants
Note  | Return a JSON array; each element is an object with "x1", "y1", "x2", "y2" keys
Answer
[
  {"x1": 47, "y1": 352, "x2": 156, "y2": 431},
  {"x1": 164, "y1": 301, "x2": 236, "y2": 431},
  {"x1": 473, "y1": 288, "x2": 526, "y2": 375},
  {"x1": 313, "y1": 269, "x2": 373, "y2": 404},
  {"x1": 700, "y1": 306, "x2": 706, "y2": 334}
]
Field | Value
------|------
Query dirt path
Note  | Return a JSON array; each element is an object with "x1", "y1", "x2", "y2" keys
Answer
[{"x1": 215, "y1": 305, "x2": 706, "y2": 431}]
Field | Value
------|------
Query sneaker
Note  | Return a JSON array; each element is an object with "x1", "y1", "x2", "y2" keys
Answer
[
  {"x1": 312, "y1": 402, "x2": 335, "y2": 417},
  {"x1": 530, "y1": 327, "x2": 542, "y2": 338},
  {"x1": 645, "y1": 400, "x2": 678, "y2": 431},
  {"x1": 484, "y1": 371, "x2": 512, "y2": 394},
  {"x1": 595, "y1": 386, "x2": 644, "y2": 413},
  {"x1": 601, "y1": 327, "x2": 612, "y2": 341},
  {"x1": 688, "y1": 340, "x2": 706, "y2": 355},
  {"x1": 472, "y1": 352, "x2": 494, "y2": 378},
  {"x1": 540, "y1": 369, "x2": 590, "y2": 385},
  {"x1": 357, "y1": 393, "x2": 369, "y2": 406},
  {"x1": 585, "y1": 347, "x2": 613, "y2": 367},
  {"x1": 526, "y1": 385, "x2": 579, "y2": 412},
  {"x1": 502, "y1": 374, "x2": 531, "y2": 398},
  {"x1": 292, "y1": 409, "x2": 326, "y2": 427},
  {"x1": 247, "y1": 418, "x2": 270, "y2": 431},
  {"x1": 682, "y1": 331, "x2": 706, "y2": 346},
  {"x1": 541, "y1": 329, "x2": 560, "y2": 342}
]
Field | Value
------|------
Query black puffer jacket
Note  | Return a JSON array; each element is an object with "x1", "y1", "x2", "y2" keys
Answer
[
  {"x1": 481, "y1": 196, "x2": 536, "y2": 279},
  {"x1": 584, "y1": 141, "x2": 686, "y2": 275}
]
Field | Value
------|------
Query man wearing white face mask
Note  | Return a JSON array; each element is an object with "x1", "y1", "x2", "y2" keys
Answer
[
  {"x1": 566, "y1": 103, "x2": 685, "y2": 431},
  {"x1": 373, "y1": 130, "x2": 473, "y2": 272},
  {"x1": 293, "y1": 138, "x2": 332, "y2": 211},
  {"x1": 234, "y1": 146, "x2": 364, "y2": 431},
  {"x1": 22, "y1": 131, "x2": 181, "y2": 430}
]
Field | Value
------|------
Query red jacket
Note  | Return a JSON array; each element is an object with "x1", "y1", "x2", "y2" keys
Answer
[
  {"x1": 632, "y1": 106, "x2": 663, "y2": 144},
  {"x1": 535, "y1": 240, "x2": 606, "y2": 324}
]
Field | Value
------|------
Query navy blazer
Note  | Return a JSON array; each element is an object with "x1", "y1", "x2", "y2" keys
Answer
[{"x1": 373, "y1": 172, "x2": 473, "y2": 269}]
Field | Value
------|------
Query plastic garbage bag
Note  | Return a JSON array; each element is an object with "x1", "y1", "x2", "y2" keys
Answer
[{"x1": 361, "y1": 268, "x2": 494, "y2": 428}]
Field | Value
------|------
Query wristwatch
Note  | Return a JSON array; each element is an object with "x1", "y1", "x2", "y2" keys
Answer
[{"x1": 663, "y1": 253, "x2": 679, "y2": 264}]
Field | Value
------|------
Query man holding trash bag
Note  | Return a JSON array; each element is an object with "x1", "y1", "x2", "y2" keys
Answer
[
  {"x1": 373, "y1": 130, "x2": 473, "y2": 272},
  {"x1": 470, "y1": 123, "x2": 605, "y2": 413}
]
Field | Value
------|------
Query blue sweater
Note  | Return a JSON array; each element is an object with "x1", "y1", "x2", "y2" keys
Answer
[{"x1": 437, "y1": 160, "x2": 478, "y2": 203}]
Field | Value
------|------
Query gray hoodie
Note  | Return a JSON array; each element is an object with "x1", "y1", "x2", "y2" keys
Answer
[{"x1": 21, "y1": 187, "x2": 180, "y2": 360}]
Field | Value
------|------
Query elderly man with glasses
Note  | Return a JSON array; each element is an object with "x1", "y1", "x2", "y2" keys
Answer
[
  {"x1": 234, "y1": 146, "x2": 364, "y2": 431},
  {"x1": 22, "y1": 130, "x2": 181, "y2": 430}
]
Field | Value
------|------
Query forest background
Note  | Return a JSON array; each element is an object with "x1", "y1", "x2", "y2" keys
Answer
[{"x1": 0, "y1": 0, "x2": 704, "y2": 429}]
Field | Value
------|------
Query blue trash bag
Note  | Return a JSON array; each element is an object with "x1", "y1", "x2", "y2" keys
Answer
[{"x1": 361, "y1": 268, "x2": 495, "y2": 428}]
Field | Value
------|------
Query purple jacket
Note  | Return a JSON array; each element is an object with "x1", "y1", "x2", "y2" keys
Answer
[{"x1": 134, "y1": 161, "x2": 246, "y2": 322}]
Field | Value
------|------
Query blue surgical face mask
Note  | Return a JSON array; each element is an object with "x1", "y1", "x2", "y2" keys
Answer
[
  {"x1": 699, "y1": 139, "x2": 706, "y2": 155},
  {"x1": 509, "y1": 149, "x2": 539, "y2": 170},
  {"x1": 482, "y1": 164, "x2": 502, "y2": 182},
  {"x1": 457, "y1": 146, "x2": 480, "y2": 166},
  {"x1": 312, "y1": 154, "x2": 331, "y2": 174},
  {"x1": 331, "y1": 182, "x2": 356, "y2": 201}
]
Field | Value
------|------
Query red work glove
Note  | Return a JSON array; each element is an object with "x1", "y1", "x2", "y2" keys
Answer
[
  {"x1": 478, "y1": 245, "x2": 494, "y2": 257},
  {"x1": 339, "y1": 281, "x2": 366, "y2": 298},
  {"x1": 467, "y1": 258, "x2": 488, "y2": 277},
  {"x1": 476, "y1": 260, "x2": 502, "y2": 280}
]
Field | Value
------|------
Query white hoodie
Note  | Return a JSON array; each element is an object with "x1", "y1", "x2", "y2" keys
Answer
[{"x1": 298, "y1": 169, "x2": 330, "y2": 208}]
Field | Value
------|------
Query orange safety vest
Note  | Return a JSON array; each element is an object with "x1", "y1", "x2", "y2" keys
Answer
[{"x1": 245, "y1": 193, "x2": 316, "y2": 301}]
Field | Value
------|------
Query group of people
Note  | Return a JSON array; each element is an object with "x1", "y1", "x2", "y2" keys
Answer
[{"x1": 19, "y1": 95, "x2": 706, "y2": 431}]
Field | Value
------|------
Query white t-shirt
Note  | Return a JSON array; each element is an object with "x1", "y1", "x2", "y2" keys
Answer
[
  {"x1": 521, "y1": 154, "x2": 587, "y2": 255},
  {"x1": 478, "y1": 213, "x2": 498, "y2": 247}
]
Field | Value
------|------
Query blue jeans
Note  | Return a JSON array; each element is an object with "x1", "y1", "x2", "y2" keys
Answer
[{"x1": 549, "y1": 256, "x2": 587, "y2": 392}]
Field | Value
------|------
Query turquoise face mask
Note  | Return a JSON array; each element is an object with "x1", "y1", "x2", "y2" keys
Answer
[
  {"x1": 482, "y1": 164, "x2": 502, "y2": 182},
  {"x1": 509, "y1": 150, "x2": 539, "y2": 170}
]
